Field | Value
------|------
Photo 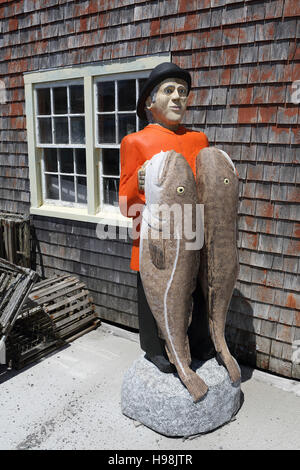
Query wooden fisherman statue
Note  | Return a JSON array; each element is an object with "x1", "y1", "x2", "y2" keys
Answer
[{"x1": 119, "y1": 63, "x2": 240, "y2": 397}]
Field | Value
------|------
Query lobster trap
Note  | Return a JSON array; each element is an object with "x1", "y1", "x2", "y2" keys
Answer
[
  {"x1": 0, "y1": 212, "x2": 31, "y2": 268},
  {"x1": 0, "y1": 260, "x2": 100, "y2": 370},
  {"x1": 0, "y1": 258, "x2": 39, "y2": 364}
]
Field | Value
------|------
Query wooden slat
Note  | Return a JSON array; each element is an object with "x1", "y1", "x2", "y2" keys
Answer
[
  {"x1": 29, "y1": 277, "x2": 78, "y2": 301},
  {"x1": 54, "y1": 302, "x2": 94, "y2": 327},
  {"x1": 56, "y1": 312, "x2": 98, "y2": 338},
  {"x1": 30, "y1": 274, "x2": 69, "y2": 291},
  {"x1": 31, "y1": 281, "x2": 87, "y2": 305},
  {"x1": 45, "y1": 289, "x2": 89, "y2": 313},
  {"x1": 50, "y1": 297, "x2": 92, "y2": 322}
]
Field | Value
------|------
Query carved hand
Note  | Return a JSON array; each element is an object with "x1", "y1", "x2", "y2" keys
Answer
[{"x1": 138, "y1": 160, "x2": 149, "y2": 192}]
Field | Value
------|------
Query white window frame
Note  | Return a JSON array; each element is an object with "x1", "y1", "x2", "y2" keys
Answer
[
  {"x1": 35, "y1": 80, "x2": 87, "y2": 208},
  {"x1": 35, "y1": 79, "x2": 86, "y2": 148},
  {"x1": 24, "y1": 53, "x2": 170, "y2": 227}
]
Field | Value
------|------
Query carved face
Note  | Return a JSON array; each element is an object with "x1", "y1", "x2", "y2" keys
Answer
[{"x1": 145, "y1": 78, "x2": 189, "y2": 130}]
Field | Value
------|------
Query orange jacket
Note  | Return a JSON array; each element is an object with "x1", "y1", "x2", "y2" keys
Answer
[{"x1": 119, "y1": 124, "x2": 209, "y2": 271}]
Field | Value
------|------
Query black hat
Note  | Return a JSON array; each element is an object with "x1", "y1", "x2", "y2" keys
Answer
[{"x1": 137, "y1": 62, "x2": 191, "y2": 121}]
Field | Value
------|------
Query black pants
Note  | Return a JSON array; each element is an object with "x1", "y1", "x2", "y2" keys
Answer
[
  {"x1": 137, "y1": 272, "x2": 169, "y2": 360},
  {"x1": 137, "y1": 273, "x2": 215, "y2": 364}
]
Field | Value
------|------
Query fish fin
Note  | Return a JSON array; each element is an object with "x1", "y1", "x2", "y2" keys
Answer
[
  {"x1": 148, "y1": 238, "x2": 166, "y2": 270},
  {"x1": 164, "y1": 344, "x2": 175, "y2": 365}
]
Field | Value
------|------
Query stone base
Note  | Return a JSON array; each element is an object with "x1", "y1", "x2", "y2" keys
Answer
[{"x1": 121, "y1": 355, "x2": 241, "y2": 437}]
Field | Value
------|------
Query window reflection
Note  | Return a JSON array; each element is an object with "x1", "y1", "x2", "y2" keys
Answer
[
  {"x1": 97, "y1": 82, "x2": 115, "y2": 112},
  {"x1": 60, "y1": 148, "x2": 74, "y2": 173},
  {"x1": 53, "y1": 87, "x2": 68, "y2": 114},
  {"x1": 61, "y1": 175, "x2": 75, "y2": 202},
  {"x1": 37, "y1": 88, "x2": 51, "y2": 115},
  {"x1": 102, "y1": 149, "x2": 119, "y2": 176},
  {"x1": 75, "y1": 149, "x2": 86, "y2": 175},
  {"x1": 38, "y1": 118, "x2": 52, "y2": 143},
  {"x1": 70, "y1": 85, "x2": 84, "y2": 113},
  {"x1": 118, "y1": 114, "x2": 136, "y2": 142},
  {"x1": 103, "y1": 177, "x2": 119, "y2": 206},
  {"x1": 70, "y1": 117, "x2": 85, "y2": 144},
  {"x1": 98, "y1": 115, "x2": 116, "y2": 143},
  {"x1": 44, "y1": 148, "x2": 57, "y2": 172},
  {"x1": 54, "y1": 117, "x2": 69, "y2": 144},
  {"x1": 45, "y1": 174, "x2": 59, "y2": 199},
  {"x1": 118, "y1": 80, "x2": 136, "y2": 111},
  {"x1": 77, "y1": 176, "x2": 87, "y2": 203}
]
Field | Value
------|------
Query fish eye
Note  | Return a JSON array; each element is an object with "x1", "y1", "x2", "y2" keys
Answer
[
  {"x1": 224, "y1": 178, "x2": 230, "y2": 185},
  {"x1": 177, "y1": 186, "x2": 185, "y2": 194}
]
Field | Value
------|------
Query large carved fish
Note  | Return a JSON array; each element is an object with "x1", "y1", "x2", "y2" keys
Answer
[
  {"x1": 196, "y1": 146, "x2": 241, "y2": 384},
  {"x1": 139, "y1": 150, "x2": 208, "y2": 402}
]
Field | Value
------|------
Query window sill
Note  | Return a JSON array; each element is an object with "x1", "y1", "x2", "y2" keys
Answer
[{"x1": 30, "y1": 204, "x2": 132, "y2": 228}]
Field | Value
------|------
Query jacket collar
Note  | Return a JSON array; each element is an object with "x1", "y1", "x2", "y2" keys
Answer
[{"x1": 145, "y1": 124, "x2": 187, "y2": 135}]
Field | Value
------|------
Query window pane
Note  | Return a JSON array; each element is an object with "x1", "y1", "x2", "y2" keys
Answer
[
  {"x1": 98, "y1": 115, "x2": 116, "y2": 143},
  {"x1": 44, "y1": 148, "x2": 57, "y2": 172},
  {"x1": 118, "y1": 114, "x2": 136, "y2": 142},
  {"x1": 45, "y1": 174, "x2": 59, "y2": 199},
  {"x1": 60, "y1": 148, "x2": 74, "y2": 173},
  {"x1": 103, "y1": 177, "x2": 119, "y2": 206},
  {"x1": 70, "y1": 85, "x2": 84, "y2": 113},
  {"x1": 70, "y1": 117, "x2": 85, "y2": 144},
  {"x1": 53, "y1": 87, "x2": 68, "y2": 114},
  {"x1": 75, "y1": 149, "x2": 86, "y2": 175},
  {"x1": 77, "y1": 176, "x2": 87, "y2": 203},
  {"x1": 118, "y1": 80, "x2": 136, "y2": 111},
  {"x1": 102, "y1": 149, "x2": 119, "y2": 176},
  {"x1": 37, "y1": 88, "x2": 51, "y2": 115},
  {"x1": 97, "y1": 82, "x2": 115, "y2": 112},
  {"x1": 38, "y1": 118, "x2": 52, "y2": 143},
  {"x1": 54, "y1": 117, "x2": 69, "y2": 144},
  {"x1": 61, "y1": 175, "x2": 75, "y2": 202}
]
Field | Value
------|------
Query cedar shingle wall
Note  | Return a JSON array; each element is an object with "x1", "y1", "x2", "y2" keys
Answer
[{"x1": 0, "y1": 0, "x2": 299, "y2": 378}]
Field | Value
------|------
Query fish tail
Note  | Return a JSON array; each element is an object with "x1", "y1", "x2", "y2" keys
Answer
[
  {"x1": 209, "y1": 317, "x2": 241, "y2": 384},
  {"x1": 219, "y1": 353, "x2": 241, "y2": 384},
  {"x1": 165, "y1": 340, "x2": 208, "y2": 402},
  {"x1": 179, "y1": 370, "x2": 208, "y2": 403}
]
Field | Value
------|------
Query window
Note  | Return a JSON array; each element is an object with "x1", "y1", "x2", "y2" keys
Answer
[
  {"x1": 35, "y1": 82, "x2": 87, "y2": 206},
  {"x1": 95, "y1": 75, "x2": 147, "y2": 209},
  {"x1": 24, "y1": 54, "x2": 170, "y2": 225}
]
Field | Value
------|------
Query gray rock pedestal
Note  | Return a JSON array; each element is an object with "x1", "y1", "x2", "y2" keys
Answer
[{"x1": 121, "y1": 355, "x2": 241, "y2": 437}]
